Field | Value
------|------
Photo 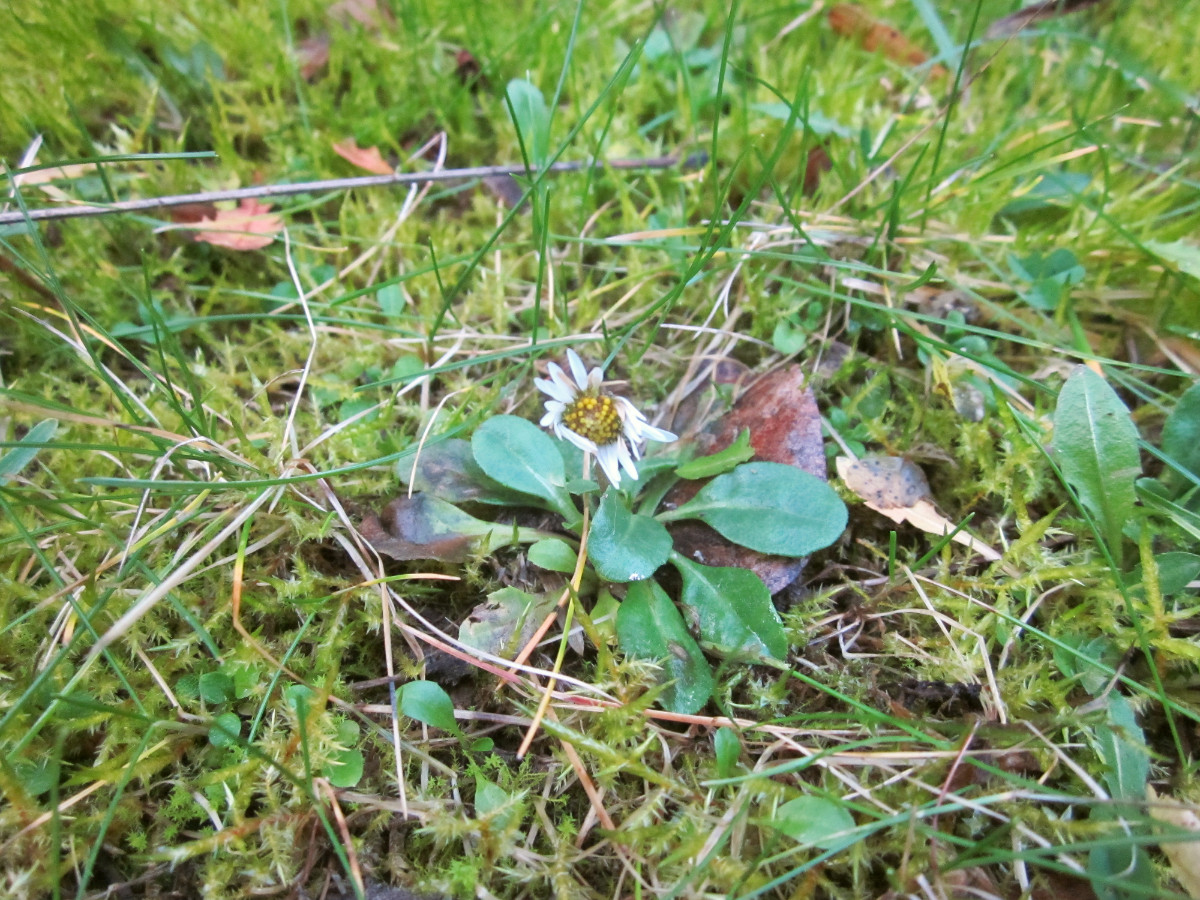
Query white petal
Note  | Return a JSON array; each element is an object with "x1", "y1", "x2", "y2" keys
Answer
[
  {"x1": 594, "y1": 443, "x2": 623, "y2": 486},
  {"x1": 551, "y1": 368, "x2": 579, "y2": 398},
  {"x1": 535, "y1": 376, "x2": 574, "y2": 405},
  {"x1": 566, "y1": 349, "x2": 590, "y2": 390},
  {"x1": 616, "y1": 439, "x2": 639, "y2": 481},
  {"x1": 640, "y1": 424, "x2": 677, "y2": 443},
  {"x1": 562, "y1": 428, "x2": 600, "y2": 456}
]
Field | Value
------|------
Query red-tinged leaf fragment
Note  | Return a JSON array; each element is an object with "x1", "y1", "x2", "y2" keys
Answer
[
  {"x1": 985, "y1": 0, "x2": 1107, "y2": 40},
  {"x1": 332, "y1": 138, "x2": 394, "y2": 175},
  {"x1": 803, "y1": 145, "x2": 833, "y2": 196},
  {"x1": 168, "y1": 202, "x2": 218, "y2": 225},
  {"x1": 454, "y1": 48, "x2": 482, "y2": 84},
  {"x1": 828, "y1": 3, "x2": 948, "y2": 77},
  {"x1": 666, "y1": 365, "x2": 828, "y2": 593},
  {"x1": 296, "y1": 34, "x2": 331, "y2": 80},
  {"x1": 193, "y1": 199, "x2": 282, "y2": 250}
]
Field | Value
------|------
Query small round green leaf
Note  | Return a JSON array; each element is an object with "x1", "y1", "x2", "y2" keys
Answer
[
  {"x1": 773, "y1": 796, "x2": 856, "y2": 848},
  {"x1": 199, "y1": 672, "x2": 235, "y2": 705},
  {"x1": 325, "y1": 749, "x2": 365, "y2": 788},
  {"x1": 399, "y1": 680, "x2": 462, "y2": 736},
  {"x1": 662, "y1": 462, "x2": 846, "y2": 557},
  {"x1": 472, "y1": 416, "x2": 569, "y2": 509},
  {"x1": 589, "y1": 489, "x2": 673, "y2": 582},
  {"x1": 209, "y1": 712, "x2": 242, "y2": 748},
  {"x1": 672, "y1": 555, "x2": 787, "y2": 660},
  {"x1": 616, "y1": 580, "x2": 713, "y2": 714}
]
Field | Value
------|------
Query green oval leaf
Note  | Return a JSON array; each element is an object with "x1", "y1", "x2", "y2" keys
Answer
[
  {"x1": 208, "y1": 712, "x2": 242, "y2": 748},
  {"x1": 1053, "y1": 366, "x2": 1141, "y2": 557},
  {"x1": 616, "y1": 580, "x2": 713, "y2": 714},
  {"x1": 714, "y1": 727, "x2": 740, "y2": 780},
  {"x1": 199, "y1": 672, "x2": 235, "y2": 705},
  {"x1": 528, "y1": 538, "x2": 578, "y2": 574},
  {"x1": 326, "y1": 749, "x2": 364, "y2": 788},
  {"x1": 589, "y1": 489, "x2": 673, "y2": 582},
  {"x1": 399, "y1": 680, "x2": 462, "y2": 736},
  {"x1": 472, "y1": 416, "x2": 569, "y2": 510},
  {"x1": 772, "y1": 796, "x2": 856, "y2": 849},
  {"x1": 662, "y1": 462, "x2": 846, "y2": 557},
  {"x1": 1161, "y1": 380, "x2": 1200, "y2": 486},
  {"x1": 671, "y1": 555, "x2": 787, "y2": 660}
]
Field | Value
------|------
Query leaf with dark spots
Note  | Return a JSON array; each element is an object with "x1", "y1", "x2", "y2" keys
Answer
[
  {"x1": 664, "y1": 365, "x2": 831, "y2": 593},
  {"x1": 397, "y1": 438, "x2": 531, "y2": 506},
  {"x1": 361, "y1": 494, "x2": 483, "y2": 562},
  {"x1": 459, "y1": 587, "x2": 557, "y2": 660}
]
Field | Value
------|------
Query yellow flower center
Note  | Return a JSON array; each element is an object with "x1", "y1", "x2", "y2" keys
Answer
[{"x1": 562, "y1": 393, "x2": 622, "y2": 446}]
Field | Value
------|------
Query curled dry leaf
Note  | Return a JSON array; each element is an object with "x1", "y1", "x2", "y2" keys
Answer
[
  {"x1": 666, "y1": 365, "x2": 829, "y2": 593},
  {"x1": 828, "y1": 3, "x2": 948, "y2": 78},
  {"x1": 836, "y1": 455, "x2": 1001, "y2": 562},
  {"x1": 1148, "y1": 786, "x2": 1200, "y2": 899},
  {"x1": 360, "y1": 494, "x2": 477, "y2": 562},
  {"x1": 332, "y1": 138, "x2": 394, "y2": 175},
  {"x1": 193, "y1": 198, "x2": 282, "y2": 250}
]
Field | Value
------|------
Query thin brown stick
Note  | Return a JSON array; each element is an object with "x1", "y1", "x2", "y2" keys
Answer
[{"x1": 0, "y1": 153, "x2": 705, "y2": 227}]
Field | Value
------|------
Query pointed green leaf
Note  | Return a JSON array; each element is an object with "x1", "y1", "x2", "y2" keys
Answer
[
  {"x1": 589, "y1": 489, "x2": 672, "y2": 582},
  {"x1": 399, "y1": 681, "x2": 462, "y2": 736},
  {"x1": 505, "y1": 79, "x2": 550, "y2": 168},
  {"x1": 1145, "y1": 239, "x2": 1200, "y2": 281},
  {"x1": 616, "y1": 580, "x2": 713, "y2": 714},
  {"x1": 472, "y1": 415, "x2": 570, "y2": 511},
  {"x1": 671, "y1": 555, "x2": 787, "y2": 660},
  {"x1": 0, "y1": 419, "x2": 57, "y2": 484},
  {"x1": 1053, "y1": 367, "x2": 1141, "y2": 556},
  {"x1": 661, "y1": 462, "x2": 846, "y2": 557},
  {"x1": 714, "y1": 727, "x2": 740, "y2": 780}
]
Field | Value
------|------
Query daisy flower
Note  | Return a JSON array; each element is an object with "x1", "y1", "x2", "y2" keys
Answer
[{"x1": 536, "y1": 349, "x2": 677, "y2": 488}]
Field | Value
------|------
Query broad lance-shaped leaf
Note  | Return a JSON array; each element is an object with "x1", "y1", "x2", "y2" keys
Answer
[
  {"x1": 1053, "y1": 367, "x2": 1140, "y2": 559},
  {"x1": 659, "y1": 461, "x2": 847, "y2": 557},
  {"x1": 588, "y1": 489, "x2": 672, "y2": 582},
  {"x1": 472, "y1": 415, "x2": 574, "y2": 516},
  {"x1": 671, "y1": 554, "x2": 787, "y2": 660},
  {"x1": 616, "y1": 579, "x2": 713, "y2": 715}
]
